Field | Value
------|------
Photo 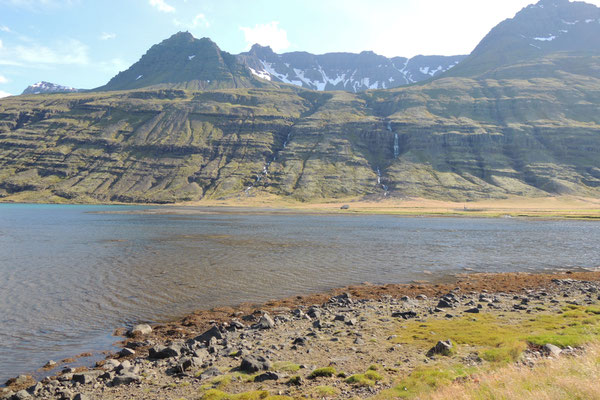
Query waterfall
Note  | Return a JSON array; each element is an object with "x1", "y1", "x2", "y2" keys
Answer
[
  {"x1": 376, "y1": 166, "x2": 389, "y2": 196},
  {"x1": 393, "y1": 133, "x2": 399, "y2": 158},
  {"x1": 246, "y1": 131, "x2": 292, "y2": 194}
]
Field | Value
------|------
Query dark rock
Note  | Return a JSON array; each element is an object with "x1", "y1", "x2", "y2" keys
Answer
[
  {"x1": 72, "y1": 370, "x2": 103, "y2": 385},
  {"x1": 148, "y1": 344, "x2": 181, "y2": 359},
  {"x1": 57, "y1": 389, "x2": 73, "y2": 400},
  {"x1": 292, "y1": 337, "x2": 307, "y2": 346},
  {"x1": 73, "y1": 394, "x2": 89, "y2": 400},
  {"x1": 254, "y1": 372, "x2": 280, "y2": 382},
  {"x1": 111, "y1": 373, "x2": 141, "y2": 386},
  {"x1": 228, "y1": 320, "x2": 245, "y2": 331},
  {"x1": 240, "y1": 355, "x2": 271, "y2": 373},
  {"x1": 334, "y1": 314, "x2": 347, "y2": 322},
  {"x1": 436, "y1": 299, "x2": 453, "y2": 308},
  {"x1": 176, "y1": 357, "x2": 202, "y2": 373},
  {"x1": 340, "y1": 205, "x2": 350, "y2": 210},
  {"x1": 346, "y1": 318, "x2": 357, "y2": 326},
  {"x1": 194, "y1": 326, "x2": 223, "y2": 344},
  {"x1": 119, "y1": 348, "x2": 135, "y2": 357},
  {"x1": 26, "y1": 383, "x2": 43, "y2": 396},
  {"x1": 426, "y1": 340, "x2": 453, "y2": 357},
  {"x1": 464, "y1": 307, "x2": 480, "y2": 314},
  {"x1": 312, "y1": 319, "x2": 323, "y2": 329},
  {"x1": 392, "y1": 310, "x2": 418, "y2": 319}
]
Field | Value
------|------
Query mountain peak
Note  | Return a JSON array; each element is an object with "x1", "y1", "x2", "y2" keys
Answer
[
  {"x1": 445, "y1": 0, "x2": 600, "y2": 79},
  {"x1": 22, "y1": 81, "x2": 80, "y2": 95},
  {"x1": 96, "y1": 33, "x2": 270, "y2": 91}
]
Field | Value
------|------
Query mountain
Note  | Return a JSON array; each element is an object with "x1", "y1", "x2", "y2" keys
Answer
[
  {"x1": 0, "y1": 0, "x2": 599, "y2": 204},
  {"x1": 21, "y1": 82, "x2": 81, "y2": 95},
  {"x1": 237, "y1": 45, "x2": 466, "y2": 92},
  {"x1": 96, "y1": 31, "x2": 466, "y2": 93},
  {"x1": 96, "y1": 32, "x2": 276, "y2": 91},
  {"x1": 446, "y1": 0, "x2": 600, "y2": 79}
]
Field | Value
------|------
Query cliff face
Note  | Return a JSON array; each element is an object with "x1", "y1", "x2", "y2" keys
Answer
[{"x1": 1, "y1": 66, "x2": 599, "y2": 203}]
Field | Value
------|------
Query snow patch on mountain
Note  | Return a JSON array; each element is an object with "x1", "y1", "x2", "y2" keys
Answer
[{"x1": 21, "y1": 81, "x2": 80, "y2": 95}]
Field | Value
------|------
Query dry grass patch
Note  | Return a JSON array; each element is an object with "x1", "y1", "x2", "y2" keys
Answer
[{"x1": 423, "y1": 342, "x2": 600, "y2": 400}]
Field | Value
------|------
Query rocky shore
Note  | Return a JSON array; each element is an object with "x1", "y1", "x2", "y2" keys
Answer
[{"x1": 2, "y1": 271, "x2": 600, "y2": 400}]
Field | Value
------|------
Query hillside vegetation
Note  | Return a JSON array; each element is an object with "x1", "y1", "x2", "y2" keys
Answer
[{"x1": 1, "y1": 67, "x2": 599, "y2": 203}]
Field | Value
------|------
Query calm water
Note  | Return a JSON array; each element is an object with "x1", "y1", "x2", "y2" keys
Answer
[{"x1": 0, "y1": 204, "x2": 599, "y2": 383}]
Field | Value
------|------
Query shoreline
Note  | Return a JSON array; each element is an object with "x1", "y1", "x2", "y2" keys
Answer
[
  {"x1": 2, "y1": 195, "x2": 600, "y2": 220},
  {"x1": 3, "y1": 269, "x2": 600, "y2": 399}
]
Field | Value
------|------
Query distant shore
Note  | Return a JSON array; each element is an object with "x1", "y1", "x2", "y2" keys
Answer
[
  {"x1": 3, "y1": 195, "x2": 600, "y2": 220},
  {"x1": 3, "y1": 270, "x2": 600, "y2": 399},
  {"x1": 172, "y1": 195, "x2": 600, "y2": 220}
]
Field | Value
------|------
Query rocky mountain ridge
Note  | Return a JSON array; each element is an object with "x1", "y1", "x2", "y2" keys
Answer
[
  {"x1": 21, "y1": 82, "x2": 81, "y2": 95},
  {"x1": 237, "y1": 45, "x2": 466, "y2": 92}
]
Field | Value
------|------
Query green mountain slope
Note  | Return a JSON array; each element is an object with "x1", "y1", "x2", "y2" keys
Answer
[{"x1": 1, "y1": 70, "x2": 599, "y2": 203}]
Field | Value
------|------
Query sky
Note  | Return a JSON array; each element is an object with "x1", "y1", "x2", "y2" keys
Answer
[{"x1": 1, "y1": 0, "x2": 600, "y2": 97}]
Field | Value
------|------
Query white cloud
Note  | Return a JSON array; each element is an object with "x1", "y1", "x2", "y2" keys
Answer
[
  {"x1": 0, "y1": 90, "x2": 12, "y2": 98},
  {"x1": 149, "y1": 0, "x2": 174, "y2": 13},
  {"x1": 0, "y1": 74, "x2": 7, "y2": 83},
  {"x1": 0, "y1": 38, "x2": 89, "y2": 66},
  {"x1": 100, "y1": 32, "x2": 116, "y2": 40},
  {"x1": 0, "y1": 25, "x2": 10, "y2": 32},
  {"x1": 174, "y1": 13, "x2": 209, "y2": 29},
  {"x1": 240, "y1": 22, "x2": 290, "y2": 52}
]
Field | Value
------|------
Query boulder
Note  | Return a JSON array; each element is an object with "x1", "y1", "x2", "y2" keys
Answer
[
  {"x1": 392, "y1": 311, "x2": 418, "y2": 319},
  {"x1": 111, "y1": 373, "x2": 141, "y2": 386},
  {"x1": 254, "y1": 372, "x2": 280, "y2": 382},
  {"x1": 119, "y1": 348, "x2": 136, "y2": 357},
  {"x1": 464, "y1": 307, "x2": 480, "y2": 314},
  {"x1": 436, "y1": 299, "x2": 453, "y2": 308},
  {"x1": 252, "y1": 314, "x2": 275, "y2": 329},
  {"x1": 176, "y1": 357, "x2": 202, "y2": 373},
  {"x1": 543, "y1": 343, "x2": 562, "y2": 357},
  {"x1": 128, "y1": 324, "x2": 152, "y2": 337},
  {"x1": 72, "y1": 370, "x2": 103, "y2": 385},
  {"x1": 148, "y1": 344, "x2": 181, "y2": 359},
  {"x1": 11, "y1": 391, "x2": 30, "y2": 400},
  {"x1": 426, "y1": 340, "x2": 453, "y2": 357},
  {"x1": 194, "y1": 325, "x2": 223, "y2": 344},
  {"x1": 240, "y1": 355, "x2": 271, "y2": 373}
]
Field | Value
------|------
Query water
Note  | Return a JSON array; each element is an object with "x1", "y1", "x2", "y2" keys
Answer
[{"x1": 1, "y1": 204, "x2": 599, "y2": 382}]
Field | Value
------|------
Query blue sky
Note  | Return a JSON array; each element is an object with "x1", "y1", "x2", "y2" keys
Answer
[{"x1": 1, "y1": 0, "x2": 599, "y2": 96}]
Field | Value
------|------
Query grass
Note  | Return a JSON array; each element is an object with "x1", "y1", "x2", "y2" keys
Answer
[
  {"x1": 312, "y1": 386, "x2": 340, "y2": 398},
  {"x1": 271, "y1": 361, "x2": 301, "y2": 373},
  {"x1": 346, "y1": 369, "x2": 385, "y2": 387},
  {"x1": 373, "y1": 364, "x2": 476, "y2": 399},
  {"x1": 393, "y1": 306, "x2": 600, "y2": 363},
  {"x1": 200, "y1": 389, "x2": 294, "y2": 400},
  {"x1": 415, "y1": 342, "x2": 600, "y2": 400},
  {"x1": 308, "y1": 367, "x2": 337, "y2": 379}
]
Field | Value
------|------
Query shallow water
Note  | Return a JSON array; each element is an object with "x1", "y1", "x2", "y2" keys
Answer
[{"x1": 0, "y1": 204, "x2": 599, "y2": 383}]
